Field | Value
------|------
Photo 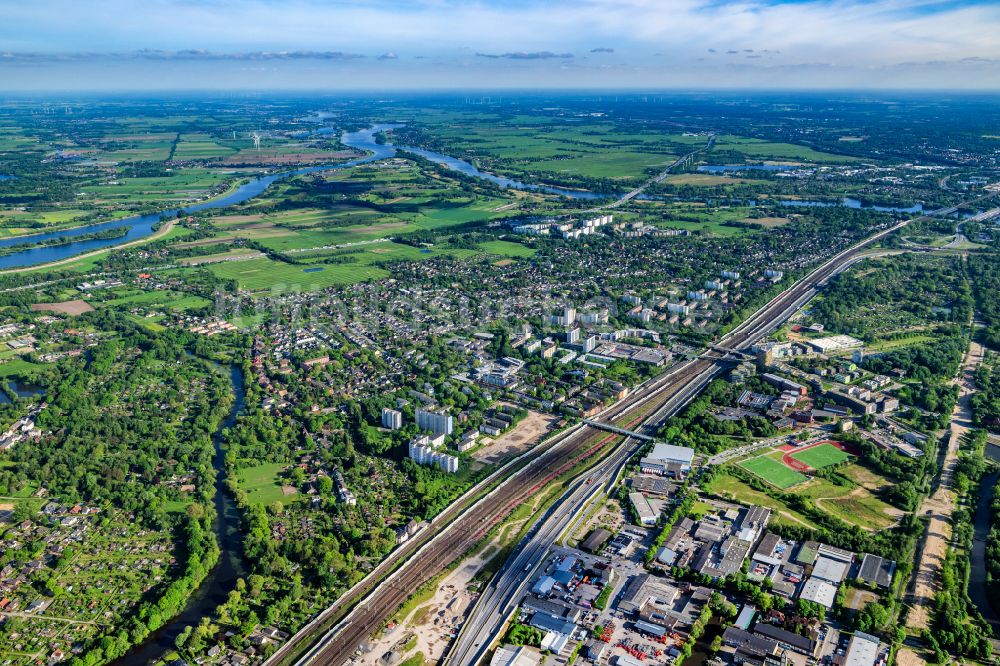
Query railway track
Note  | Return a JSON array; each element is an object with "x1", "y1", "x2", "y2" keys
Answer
[
  {"x1": 276, "y1": 190, "x2": 998, "y2": 666},
  {"x1": 297, "y1": 359, "x2": 711, "y2": 666},
  {"x1": 268, "y1": 356, "x2": 709, "y2": 666}
]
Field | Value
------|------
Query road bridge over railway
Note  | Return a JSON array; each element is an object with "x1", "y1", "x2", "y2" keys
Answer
[
  {"x1": 270, "y1": 178, "x2": 1000, "y2": 666},
  {"x1": 581, "y1": 419, "x2": 655, "y2": 441}
]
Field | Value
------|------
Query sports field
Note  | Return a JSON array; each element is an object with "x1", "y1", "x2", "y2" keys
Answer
[
  {"x1": 739, "y1": 455, "x2": 808, "y2": 489},
  {"x1": 788, "y1": 442, "x2": 853, "y2": 470}
]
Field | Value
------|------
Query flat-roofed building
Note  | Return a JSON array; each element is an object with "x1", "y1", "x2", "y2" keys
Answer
[
  {"x1": 529, "y1": 612, "x2": 576, "y2": 636},
  {"x1": 738, "y1": 506, "x2": 772, "y2": 543},
  {"x1": 617, "y1": 574, "x2": 679, "y2": 615},
  {"x1": 857, "y1": 553, "x2": 895, "y2": 589},
  {"x1": 799, "y1": 576, "x2": 837, "y2": 609},
  {"x1": 381, "y1": 408, "x2": 403, "y2": 430},
  {"x1": 416, "y1": 407, "x2": 453, "y2": 435},
  {"x1": 491, "y1": 645, "x2": 544, "y2": 666},
  {"x1": 811, "y1": 556, "x2": 849, "y2": 583},
  {"x1": 795, "y1": 541, "x2": 819, "y2": 566},
  {"x1": 630, "y1": 475, "x2": 678, "y2": 497},
  {"x1": 752, "y1": 533, "x2": 784, "y2": 567},
  {"x1": 629, "y1": 492, "x2": 659, "y2": 525},
  {"x1": 817, "y1": 543, "x2": 855, "y2": 564},
  {"x1": 844, "y1": 632, "x2": 880, "y2": 666},
  {"x1": 639, "y1": 442, "x2": 695, "y2": 475}
]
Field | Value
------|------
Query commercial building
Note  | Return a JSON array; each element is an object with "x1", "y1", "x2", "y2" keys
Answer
[
  {"x1": 753, "y1": 623, "x2": 815, "y2": 655},
  {"x1": 844, "y1": 632, "x2": 880, "y2": 666},
  {"x1": 381, "y1": 408, "x2": 403, "y2": 430},
  {"x1": 629, "y1": 492, "x2": 659, "y2": 525},
  {"x1": 490, "y1": 645, "x2": 544, "y2": 666},
  {"x1": 811, "y1": 556, "x2": 849, "y2": 583},
  {"x1": 617, "y1": 574, "x2": 679, "y2": 614},
  {"x1": 857, "y1": 553, "x2": 896, "y2": 589},
  {"x1": 475, "y1": 357, "x2": 525, "y2": 388},
  {"x1": 798, "y1": 577, "x2": 837, "y2": 609},
  {"x1": 761, "y1": 373, "x2": 807, "y2": 396},
  {"x1": 807, "y1": 334, "x2": 864, "y2": 354},
  {"x1": 581, "y1": 528, "x2": 612, "y2": 553},
  {"x1": 639, "y1": 442, "x2": 695, "y2": 475},
  {"x1": 722, "y1": 626, "x2": 782, "y2": 665},
  {"x1": 528, "y1": 611, "x2": 576, "y2": 636},
  {"x1": 416, "y1": 407, "x2": 454, "y2": 435},
  {"x1": 737, "y1": 506, "x2": 772, "y2": 543}
]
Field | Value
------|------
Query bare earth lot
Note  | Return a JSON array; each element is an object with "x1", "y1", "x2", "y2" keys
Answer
[
  {"x1": 472, "y1": 409, "x2": 558, "y2": 464},
  {"x1": 30, "y1": 300, "x2": 94, "y2": 316},
  {"x1": 906, "y1": 337, "x2": 984, "y2": 631},
  {"x1": 358, "y1": 542, "x2": 496, "y2": 664}
]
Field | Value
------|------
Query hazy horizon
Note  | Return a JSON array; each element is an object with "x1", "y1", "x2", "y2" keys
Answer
[{"x1": 2, "y1": 0, "x2": 1000, "y2": 92}]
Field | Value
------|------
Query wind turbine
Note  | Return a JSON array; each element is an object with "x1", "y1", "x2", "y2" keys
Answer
[{"x1": 251, "y1": 131, "x2": 261, "y2": 152}]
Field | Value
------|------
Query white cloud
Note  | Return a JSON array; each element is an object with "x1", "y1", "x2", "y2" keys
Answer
[{"x1": 0, "y1": 0, "x2": 998, "y2": 88}]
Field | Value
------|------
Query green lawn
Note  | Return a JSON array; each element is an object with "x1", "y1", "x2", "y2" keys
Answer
[
  {"x1": 0, "y1": 359, "x2": 45, "y2": 377},
  {"x1": 789, "y1": 443, "x2": 853, "y2": 470},
  {"x1": 102, "y1": 289, "x2": 212, "y2": 311},
  {"x1": 738, "y1": 455, "x2": 808, "y2": 489},
  {"x1": 480, "y1": 240, "x2": 537, "y2": 258},
  {"x1": 705, "y1": 472, "x2": 816, "y2": 528},
  {"x1": 815, "y1": 492, "x2": 897, "y2": 530},
  {"x1": 209, "y1": 256, "x2": 390, "y2": 291},
  {"x1": 235, "y1": 462, "x2": 295, "y2": 505}
]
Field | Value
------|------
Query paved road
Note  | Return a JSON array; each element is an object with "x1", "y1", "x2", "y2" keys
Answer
[
  {"x1": 445, "y1": 368, "x2": 717, "y2": 665},
  {"x1": 285, "y1": 190, "x2": 998, "y2": 666},
  {"x1": 583, "y1": 135, "x2": 715, "y2": 212}
]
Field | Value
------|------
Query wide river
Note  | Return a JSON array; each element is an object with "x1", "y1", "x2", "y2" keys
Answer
[
  {"x1": 1, "y1": 126, "x2": 940, "y2": 271},
  {"x1": 0, "y1": 125, "x2": 604, "y2": 270}
]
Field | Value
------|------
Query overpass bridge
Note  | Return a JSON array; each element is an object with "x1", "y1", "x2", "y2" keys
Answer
[
  {"x1": 705, "y1": 344, "x2": 754, "y2": 361},
  {"x1": 581, "y1": 419, "x2": 655, "y2": 441}
]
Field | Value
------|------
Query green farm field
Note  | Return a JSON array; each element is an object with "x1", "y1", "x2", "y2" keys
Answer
[
  {"x1": 206, "y1": 242, "x2": 479, "y2": 291},
  {"x1": 709, "y1": 135, "x2": 859, "y2": 163}
]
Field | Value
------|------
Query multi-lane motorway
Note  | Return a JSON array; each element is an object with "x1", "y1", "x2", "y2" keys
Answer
[
  {"x1": 444, "y1": 200, "x2": 988, "y2": 665},
  {"x1": 445, "y1": 364, "x2": 720, "y2": 665},
  {"x1": 272, "y1": 193, "x2": 993, "y2": 666}
]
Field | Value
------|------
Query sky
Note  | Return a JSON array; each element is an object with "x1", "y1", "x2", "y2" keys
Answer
[{"x1": 1, "y1": 0, "x2": 1000, "y2": 90}]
